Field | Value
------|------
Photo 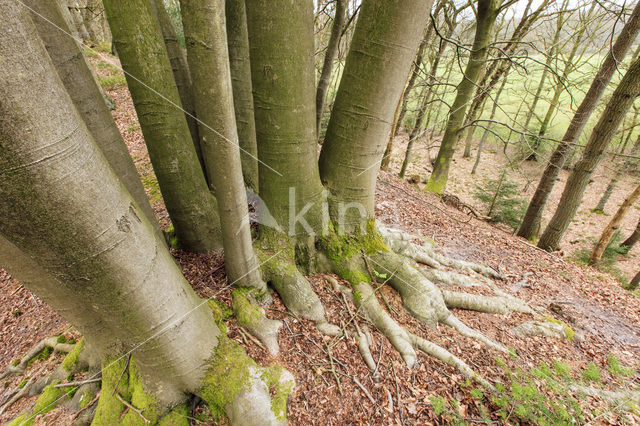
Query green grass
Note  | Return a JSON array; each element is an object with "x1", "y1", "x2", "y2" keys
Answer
[
  {"x1": 98, "y1": 74, "x2": 127, "y2": 90},
  {"x1": 581, "y1": 362, "x2": 602, "y2": 383},
  {"x1": 320, "y1": 50, "x2": 638, "y2": 156},
  {"x1": 569, "y1": 231, "x2": 631, "y2": 287},
  {"x1": 83, "y1": 46, "x2": 99, "y2": 58}
]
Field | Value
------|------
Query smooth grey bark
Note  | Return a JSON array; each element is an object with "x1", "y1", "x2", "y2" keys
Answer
[
  {"x1": 149, "y1": 0, "x2": 203, "y2": 166},
  {"x1": 246, "y1": 0, "x2": 326, "y2": 236},
  {"x1": 67, "y1": 0, "x2": 91, "y2": 42},
  {"x1": 25, "y1": 0, "x2": 159, "y2": 235},
  {"x1": 315, "y1": 0, "x2": 346, "y2": 135},
  {"x1": 226, "y1": 0, "x2": 259, "y2": 191},
  {"x1": 0, "y1": 2, "x2": 219, "y2": 406},
  {"x1": 538, "y1": 57, "x2": 640, "y2": 251},
  {"x1": 179, "y1": 0, "x2": 265, "y2": 290},
  {"x1": 518, "y1": 1, "x2": 640, "y2": 241},
  {"x1": 104, "y1": 0, "x2": 222, "y2": 252},
  {"x1": 319, "y1": 0, "x2": 432, "y2": 227}
]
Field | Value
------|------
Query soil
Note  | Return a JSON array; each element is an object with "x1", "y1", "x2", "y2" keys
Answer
[
  {"x1": 1, "y1": 52, "x2": 639, "y2": 425},
  {"x1": 386, "y1": 129, "x2": 640, "y2": 281}
]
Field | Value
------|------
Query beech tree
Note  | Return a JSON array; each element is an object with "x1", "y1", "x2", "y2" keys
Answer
[
  {"x1": 426, "y1": 0, "x2": 502, "y2": 194},
  {"x1": 538, "y1": 56, "x2": 640, "y2": 251},
  {"x1": 517, "y1": 1, "x2": 640, "y2": 242},
  {"x1": 1, "y1": 0, "x2": 540, "y2": 424}
]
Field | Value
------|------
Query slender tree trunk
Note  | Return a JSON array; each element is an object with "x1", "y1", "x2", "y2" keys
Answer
[
  {"x1": 595, "y1": 132, "x2": 640, "y2": 212},
  {"x1": 400, "y1": 87, "x2": 430, "y2": 178},
  {"x1": 381, "y1": 86, "x2": 405, "y2": 171},
  {"x1": 426, "y1": 0, "x2": 499, "y2": 194},
  {"x1": 104, "y1": 0, "x2": 222, "y2": 252},
  {"x1": 179, "y1": 0, "x2": 264, "y2": 290},
  {"x1": 520, "y1": 7, "x2": 564, "y2": 140},
  {"x1": 589, "y1": 182, "x2": 640, "y2": 264},
  {"x1": 527, "y1": 7, "x2": 592, "y2": 161},
  {"x1": 226, "y1": 0, "x2": 259, "y2": 191},
  {"x1": 0, "y1": 3, "x2": 220, "y2": 405},
  {"x1": 25, "y1": 0, "x2": 158, "y2": 234},
  {"x1": 472, "y1": 71, "x2": 509, "y2": 174},
  {"x1": 622, "y1": 216, "x2": 640, "y2": 249},
  {"x1": 538, "y1": 57, "x2": 640, "y2": 251},
  {"x1": 464, "y1": 0, "x2": 546, "y2": 132},
  {"x1": 319, "y1": 0, "x2": 432, "y2": 228},
  {"x1": 149, "y1": 0, "x2": 203, "y2": 166},
  {"x1": 315, "y1": 0, "x2": 347, "y2": 135},
  {"x1": 395, "y1": 32, "x2": 430, "y2": 137},
  {"x1": 629, "y1": 269, "x2": 640, "y2": 290},
  {"x1": 67, "y1": 0, "x2": 91, "y2": 42},
  {"x1": 462, "y1": 96, "x2": 488, "y2": 158},
  {"x1": 517, "y1": 1, "x2": 640, "y2": 242}
]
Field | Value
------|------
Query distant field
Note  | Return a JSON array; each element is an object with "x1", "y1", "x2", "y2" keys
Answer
[{"x1": 322, "y1": 50, "x2": 638, "y2": 155}]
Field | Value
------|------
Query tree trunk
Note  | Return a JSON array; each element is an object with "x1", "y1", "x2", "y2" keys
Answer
[
  {"x1": 0, "y1": 2, "x2": 219, "y2": 405},
  {"x1": 395, "y1": 31, "x2": 431, "y2": 137},
  {"x1": 629, "y1": 269, "x2": 640, "y2": 290},
  {"x1": 462, "y1": 96, "x2": 488, "y2": 158},
  {"x1": 426, "y1": 0, "x2": 499, "y2": 194},
  {"x1": 595, "y1": 132, "x2": 640, "y2": 212},
  {"x1": 25, "y1": 0, "x2": 159, "y2": 234},
  {"x1": 67, "y1": 0, "x2": 91, "y2": 42},
  {"x1": 400, "y1": 86, "x2": 430, "y2": 178},
  {"x1": 623, "y1": 216, "x2": 640, "y2": 249},
  {"x1": 589, "y1": 182, "x2": 640, "y2": 264},
  {"x1": 315, "y1": 0, "x2": 347, "y2": 135},
  {"x1": 527, "y1": 5, "x2": 592, "y2": 161},
  {"x1": 149, "y1": 0, "x2": 203, "y2": 167},
  {"x1": 246, "y1": 0, "x2": 326, "y2": 237},
  {"x1": 538, "y1": 57, "x2": 640, "y2": 251},
  {"x1": 381, "y1": 86, "x2": 405, "y2": 171},
  {"x1": 226, "y1": 0, "x2": 259, "y2": 191},
  {"x1": 472, "y1": 71, "x2": 509, "y2": 174},
  {"x1": 179, "y1": 0, "x2": 264, "y2": 290},
  {"x1": 517, "y1": 1, "x2": 640, "y2": 242},
  {"x1": 104, "y1": 0, "x2": 222, "y2": 252},
  {"x1": 0, "y1": 5, "x2": 291, "y2": 422},
  {"x1": 464, "y1": 0, "x2": 547, "y2": 134},
  {"x1": 319, "y1": 0, "x2": 431, "y2": 228}
]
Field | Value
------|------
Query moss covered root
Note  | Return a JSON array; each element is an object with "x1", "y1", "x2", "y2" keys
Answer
[
  {"x1": 199, "y1": 336, "x2": 294, "y2": 425},
  {"x1": 232, "y1": 288, "x2": 283, "y2": 356}
]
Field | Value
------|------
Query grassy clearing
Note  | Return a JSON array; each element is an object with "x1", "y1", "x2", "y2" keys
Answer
[{"x1": 98, "y1": 74, "x2": 127, "y2": 90}]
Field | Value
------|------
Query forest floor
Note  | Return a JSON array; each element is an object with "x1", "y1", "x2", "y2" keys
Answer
[
  {"x1": 1, "y1": 51, "x2": 640, "y2": 425},
  {"x1": 386, "y1": 130, "x2": 640, "y2": 284}
]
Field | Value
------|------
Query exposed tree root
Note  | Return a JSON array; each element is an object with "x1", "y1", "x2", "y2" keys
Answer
[
  {"x1": 232, "y1": 288, "x2": 282, "y2": 356},
  {"x1": 351, "y1": 281, "x2": 492, "y2": 388},
  {"x1": 6, "y1": 338, "x2": 100, "y2": 425},
  {"x1": 420, "y1": 268, "x2": 487, "y2": 288},
  {"x1": 258, "y1": 248, "x2": 340, "y2": 336},
  {"x1": 441, "y1": 289, "x2": 533, "y2": 315},
  {"x1": 367, "y1": 250, "x2": 508, "y2": 352},
  {"x1": 570, "y1": 385, "x2": 640, "y2": 412},
  {"x1": 0, "y1": 336, "x2": 75, "y2": 380},
  {"x1": 378, "y1": 225, "x2": 503, "y2": 279}
]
